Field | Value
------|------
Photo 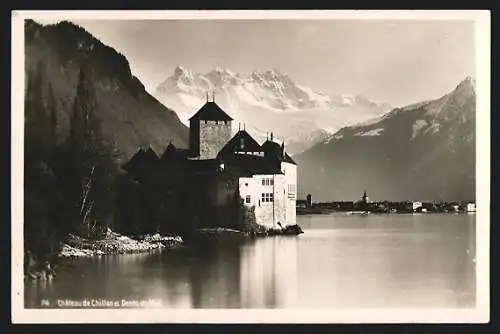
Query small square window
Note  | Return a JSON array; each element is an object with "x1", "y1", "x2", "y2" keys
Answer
[{"x1": 245, "y1": 195, "x2": 251, "y2": 203}]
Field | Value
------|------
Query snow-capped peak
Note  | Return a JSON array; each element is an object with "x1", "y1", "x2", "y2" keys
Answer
[
  {"x1": 173, "y1": 65, "x2": 193, "y2": 78},
  {"x1": 153, "y1": 66, "x2": 393, "y2": 154},
  {"x1": 456, "y1": 75, "x2": 476, "y2": 92},
  {"x1": 156, "y1": 66, "x2": 339, "y2": 111},
  {"x1": 213, "y1": 66, "x2": 234, "y2": 76}
]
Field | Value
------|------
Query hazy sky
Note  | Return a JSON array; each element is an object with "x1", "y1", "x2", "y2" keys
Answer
[{"x1": 65, "y1": 19, "x2": 474, "y2": 107}]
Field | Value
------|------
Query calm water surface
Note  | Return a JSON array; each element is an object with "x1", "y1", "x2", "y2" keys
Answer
[{"x1": 25, "y1": 213, "x2": 476, "y2": 309}]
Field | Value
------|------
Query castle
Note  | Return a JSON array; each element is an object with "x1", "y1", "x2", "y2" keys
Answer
[{"x1": 124, "y1": 99, "x2": 297, "y2": 230}]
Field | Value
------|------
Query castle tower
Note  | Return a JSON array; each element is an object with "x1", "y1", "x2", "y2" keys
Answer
[{"x1": 189, "y1": 98, "x2": 233, "y2": 160}]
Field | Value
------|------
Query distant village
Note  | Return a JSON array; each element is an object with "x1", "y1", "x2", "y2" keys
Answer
[{"x1": 297, "y1": 190, "x2": 477, "y2": 215}]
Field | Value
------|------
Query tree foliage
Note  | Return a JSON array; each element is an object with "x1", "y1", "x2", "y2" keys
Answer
[{"x1": 24, "y1": 62, "x2": 118, "y2": 272}]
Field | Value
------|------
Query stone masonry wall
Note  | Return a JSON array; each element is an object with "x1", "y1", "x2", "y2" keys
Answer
[{"x1": 199, "y1": 121, "x2": 232, "y2": 160}]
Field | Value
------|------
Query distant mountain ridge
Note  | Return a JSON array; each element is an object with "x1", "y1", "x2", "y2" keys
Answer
[
  {"x1": 154, "y1": 66, "x2": 391, "y2": 155},
  {"x1": 294, "y1": 77, "x2": 476, "y2": 202},
  {"x1": 25, "y1": 19, "x2": 189, "y2": 164}
]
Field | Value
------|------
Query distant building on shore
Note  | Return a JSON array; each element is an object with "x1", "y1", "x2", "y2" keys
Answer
[
  {"x1": 353, "y1": 190, "x2": 371, "y2": 210},
  {"x1": 466, "y1": 203, "x2": 476, "y2": 212},
  {"x1": 412, "y1": 201, "x2": 423, "y2": 212},
  {"x1": 297, "y1": 194, "x2": 313, "y2": 209}
]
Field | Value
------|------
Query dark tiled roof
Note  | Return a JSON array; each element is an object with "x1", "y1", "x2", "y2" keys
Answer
[
  {"x1": 284, "y1": 153, "x2": 297, "y2": 165},
  {"x1": 218, "y1": 130, "x2": 262, "y2": 158},
  {"x1": 189, "y1": 101, "x2": 233, "y2": 121},
  {"x1": 223, "y1": 154, "x2": 283, "y2": 175},
  {"x1": 125, "y1": 147, "x2": 158, "y2": 165},
  {"x1": 261, "y1": 140, "x2": 281, "y2": 157},
  {"x1": 122, "y1": 147, "x2": 159, "y2": 174},
  {"x1": 184, "y1": 158, "x2": 256, "y2": 178},
  {"x1": 261, "y1": 140, "x2": 297, "y2": 165},
  {"x1": 160, "y1": 142, "x2": 191, "y2": 161},
  {"x1": 222, "y1": 165, "x2": 254, "y2": 178},
  {"x1": 175, "y1": 154, "x2": 282, "y2": 178}
]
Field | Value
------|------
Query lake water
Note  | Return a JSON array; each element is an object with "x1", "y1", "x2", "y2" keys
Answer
[{"x1": 24, "y1": 213, "x2": 476, "y2": 309}]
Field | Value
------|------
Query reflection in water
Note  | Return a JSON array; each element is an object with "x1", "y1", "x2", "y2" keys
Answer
[
  {"x1": 24, "y1": 214, "x2": 476, "y2": 309},
  {"x1": 240, "y1": 237, "x2": 298, "y2": 308},
  {"x1": 189, "y1": 243, "x2": 241, "y2": 308}
]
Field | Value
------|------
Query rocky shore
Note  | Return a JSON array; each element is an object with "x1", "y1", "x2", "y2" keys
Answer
[
  {"x1": 25, "y1": 225, "x2": 303, "y2": 281},
  {"x1": 189, "y1": 224, "x2": 304, "y2": 243},
  {"x1": 59, "y1": 230, "x2": 183, "y2": 258},
  {"x1": 24, "y1": 230, "x2": 183, "y2": 281}
]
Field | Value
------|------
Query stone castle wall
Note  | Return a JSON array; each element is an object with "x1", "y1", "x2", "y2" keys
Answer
[
  {"x1": 239, "y1": 174, "x2": 292, "y2": 229},
  {"x1": 199, "y1": 121, "x2": 232, "y2": 160}
]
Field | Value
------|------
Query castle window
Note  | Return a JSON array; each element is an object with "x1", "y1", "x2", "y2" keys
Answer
[
  {"x1": 240, "y1": 138, "x2": 244, "y2": 149},
  {"x1": 224, "y1": 121, "x2": 228, "y2": 125},
  {"x1": 261, "y1": 193, "x2": 274, "y2": 203},
  {"x1": 204, "y1": 120, "x2": 207, "y2": 124},
  {"x1": 261, "y1": 178, "x2": 274, "y2": 186},
  {"x1": 245, "y1": 195, "x2": 251, "y2": 204}
]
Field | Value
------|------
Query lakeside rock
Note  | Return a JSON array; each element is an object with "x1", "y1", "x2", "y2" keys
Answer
[
  {"x1": 25, "y1": 230, "x2": 184, "y2": 282},
  {"x1": 59, "y1": 230, "x2": 183, "y2": 258},
  {"x1": 189, "y1": 225, "x2": 304, "y2": 243}
]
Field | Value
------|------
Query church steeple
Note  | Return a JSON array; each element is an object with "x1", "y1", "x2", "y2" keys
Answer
[{"x1": 362, "y1": 190, "x2": 368, "y2": 203}]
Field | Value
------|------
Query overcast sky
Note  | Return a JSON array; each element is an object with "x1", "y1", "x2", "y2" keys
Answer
[{"x1": 63, "y1": 19, "x2": 474, "y2": 107}]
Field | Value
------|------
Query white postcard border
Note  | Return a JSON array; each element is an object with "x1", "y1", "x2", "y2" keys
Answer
[{"x1": 11, "y1": 9, "x2": 491, "y2": 324}]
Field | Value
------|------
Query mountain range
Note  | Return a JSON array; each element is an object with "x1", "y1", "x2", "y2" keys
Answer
[
  {"x1": 24, "y1": 19, "x2": 476, "y2": 202},
  {"x1": 24, "y1": 19, "x2": 189, "y2": 164},
  {"x1": 294, "y1": 76, "x2": 476, "y2": 202},
  {"x1": 153, "y1": 66, "x2": 391, "y2": 154}
]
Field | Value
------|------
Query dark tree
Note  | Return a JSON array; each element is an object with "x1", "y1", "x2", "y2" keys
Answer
[
  {"x1": 56, "y1": 62, "x2": 118, "y2": 239},
  {"x1": 24, "y1": 64, "x2": 65, "y2": 272}
]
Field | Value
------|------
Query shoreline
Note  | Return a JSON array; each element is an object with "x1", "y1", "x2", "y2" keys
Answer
[
  {"x1": 297, "y1": 209, "x2": 477, "y2": 216},
  {"x1": 24, "y1": 231, "x2": 184, "y2": 282},
  {"x1": 24, "y1": 225, "x2": 304, "y2": 281},
  {"x1": 59, "y1": 232, "x2": 184, "y2": 258},
  {"x1": 190, "y1": 224, "x2": 304, "y2": 241}
]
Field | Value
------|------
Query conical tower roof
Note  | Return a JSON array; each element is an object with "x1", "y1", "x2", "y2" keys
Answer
[{"x1": 189, "y1": 101, "x2": 233, "y2": 121}]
